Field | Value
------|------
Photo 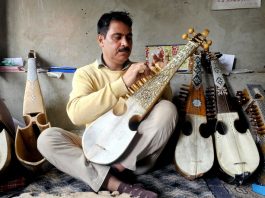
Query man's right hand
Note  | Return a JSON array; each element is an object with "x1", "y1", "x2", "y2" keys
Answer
[{"x1": 122, "y1": 62, "x2": 150, "y2": 88}]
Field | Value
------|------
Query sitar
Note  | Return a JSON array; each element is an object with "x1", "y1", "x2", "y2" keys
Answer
[
  {"x1": 174, "y1": 53, "x2": 214, "y2": 180},
  {"x1": 207, "y1": 52, "x2": 260, "y2": 185},
  {"x1": 82, "y1": 28, "x2": 212, "y2": 165},
  {"x1": 15, "y1": 50, "x2": 51, "y2": 172}
]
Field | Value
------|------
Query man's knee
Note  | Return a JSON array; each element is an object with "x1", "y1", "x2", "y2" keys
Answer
[
  {"x1": 37, "y1": 127, "x2": 59, "y2": 155},
  {"x1": 157, "y1": 100, "x2": 178, "y2": 123}
]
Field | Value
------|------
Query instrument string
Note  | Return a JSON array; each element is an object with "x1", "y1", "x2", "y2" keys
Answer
[{"x1": 212, "y1": 57, "x2": 244, "y2": 167}]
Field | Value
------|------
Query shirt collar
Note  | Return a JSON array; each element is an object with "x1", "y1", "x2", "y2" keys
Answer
[{"x1": 97, "y1": 54, "x2": 132, "y2": 70}]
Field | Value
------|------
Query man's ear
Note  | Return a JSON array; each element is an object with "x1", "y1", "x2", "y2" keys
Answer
[{"x1": 97, "y1": 34, "x2": 104, "y2": 47}]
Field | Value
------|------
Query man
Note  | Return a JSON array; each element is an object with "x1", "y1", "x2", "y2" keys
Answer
[{"x1": 38, "y1": 11, "x2": 178, "y2": 198}]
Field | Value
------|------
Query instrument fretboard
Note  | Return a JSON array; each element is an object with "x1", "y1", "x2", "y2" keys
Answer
[
  {"x1": 210, "y1": 59, "x2": 236, "y2": 113},
  {"x1": 132, "y1": 41, "x2": 199, "y2": 112}
]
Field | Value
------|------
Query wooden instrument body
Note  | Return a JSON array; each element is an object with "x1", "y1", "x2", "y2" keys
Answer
[
  {"x1": 0, "y1": 99, "x2": 15, "y2": 174},
  {"x1": 83, "y1": 98, "x2": 144, "y2": 164},
  {"x1": 82, "y1": 40, "x2": 202, "y2": 165},
  {"x1": 15, "y1": 50, "x2": 51, "y2": 172},
  {"x1": 238, "y1": 84, "x2": 265, "y2": 184},
  {"x1": 210, "y1": 58, "x2": 259, "y2": 184},
  {"x1": 175, "y1": 55, "x2": 214, "y2": 179},
  {"x1": 0, "y1": 129, "x2": 12, "y2": 174},
  {"x1": 215, "y1": 112, "x2": 260, "y2": 177}
]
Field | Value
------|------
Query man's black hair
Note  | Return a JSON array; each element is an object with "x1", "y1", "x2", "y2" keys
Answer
[{"x1": 97, "y1": 11, "x2": 133, "y2": 36}]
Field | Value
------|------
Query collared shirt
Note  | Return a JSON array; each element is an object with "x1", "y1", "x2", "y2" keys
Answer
[
  {"x1": 97, "y1": 54, "x2": 132, "y2": 70},
  {"x1": 67, "y1": 57, "x2": 172, "y2": 127}
]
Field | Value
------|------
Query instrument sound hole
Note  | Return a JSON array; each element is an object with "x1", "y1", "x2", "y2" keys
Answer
[
  {"x1": 0, "y1": 122, "x2": 4, "y2": 131},
  {"x1": 234, "y1": 119, "x2": 247, "y2": 133},
  {"x1": 129, "y1": 115, "x2": 142, "y2": 131},
  {"x1": 199, "y1": 123, "x2": 211, "y2": 138},
  {"x1": 182, "y1": 121, "x2": 192, "y2": 136},
  {"x1": 216, "y1": 121, "x2": 227, "y2": 135}
]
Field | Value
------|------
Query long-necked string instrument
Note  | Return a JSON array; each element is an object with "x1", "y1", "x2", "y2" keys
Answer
[
  {"x1": 0, "y1": 99, "x2": 16, "y2": 174},
  {"x1": 82, "y1": 28, "x2": 212, "y2": 165},
  {"x1": 174, "y1": 53, "x2": 214, "y2": 180},
  {"x1": 237, "y1": 84, "x2": 265, "y2": 185},
  {"x1": 206, "y1": 52, "x2": 260, "y2": 185},
  {"x1": 15, "y1": 50, "x2": 51, "y2": 172}
]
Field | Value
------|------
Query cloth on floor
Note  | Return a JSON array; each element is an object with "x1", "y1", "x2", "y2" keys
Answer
[
  {"x1": 1, "y1": 163, "x2": 264, "y2": 198},
  {"x1": 0, "y1": 176, "x2": 26, "y2": 193}
]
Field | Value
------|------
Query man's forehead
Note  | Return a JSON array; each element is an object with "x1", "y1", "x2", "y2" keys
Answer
[{"x1": 108, "y1": 20, "x2": 132, "y2": 34}]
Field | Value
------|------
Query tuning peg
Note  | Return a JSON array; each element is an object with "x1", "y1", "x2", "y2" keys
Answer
[
  {"x1": 182, "y1": 84, "x2": 190, "y2": 87},
  {"x1": 202, "y1": 29, "x2": 210, "y2": 37},
  {"x1": 180, "y1": 86, "x2": 189, "y2": 91},
  {"x1": 131, "y1": 84, "x2": 140, "y2": 91},
  {"x1": 207, "y1": 112, "x2": 216, "y2": 117},
  {"x1": 203, "y1": 43, "x2": 210, "y2": 51},
  {"x1": 128, "y1": 88, "x2": 135, "y2": 94},
  {"x1": 236, "y1": 91, "x2": 243, "y2": 96},
  {"x1": 178, "y1": 95, "x2": 187, "y2": 99},
  {"x1": 154, "y1": 64, "x2": 162, "y2": 72},
  {"x1": 141, "y1": 77, "x2": 147, "y2": 83},
  {"x1": 207, "y1": 40, "x2": 212, "y2": 45},
  {"x1": 179, "y1": 91, "x2": 189, "y2": 96},
  {"x1": 207, "y1": 109, "x2": 215, "y2": 113},
  {"x1": 182, "y1": 33, "x2": 189, "y2": 40},
  {"x1": 188, "y1": 28, "x2": 194, "y2": 34},
  {"x1": 136, "y1": 80, "x2": 144, "y2": 87},
  {"x1": 257, "y1": 129, "x2": 265, "y2": 134},
  {"x1": 150, "y1": 67, "x2": 159, "y2": 75}
]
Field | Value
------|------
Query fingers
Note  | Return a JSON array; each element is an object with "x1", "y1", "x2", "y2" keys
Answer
[
  {"x1": 152, "y1": 54, "x2": 160, "y2": 63},
  {"x1": 123, "y1": 62, "x2": 148, "y2": 87},
  {"x1": 132, "y1": 62, "x2": 147, "y2": 76},
  {"x1": 151, "y1": 50, "x2": 170, "y2": 69}
]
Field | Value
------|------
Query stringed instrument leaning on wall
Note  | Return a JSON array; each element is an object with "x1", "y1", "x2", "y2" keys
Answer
[
  {"x1": 15, "y1": 50, "x2": 51, "y2": 172},
  {"x1": 236, "y1": 84, "x2": 265, "y2": 185},
  {"x1": 82, "y1": 28, "x2": 213, "y2": 165},
  {"x1": 205, "y1": 52, "x2": 260, "y2": 185},
  {"x1": 174, "y1": 53, "x2": 214, "y2": 180}
]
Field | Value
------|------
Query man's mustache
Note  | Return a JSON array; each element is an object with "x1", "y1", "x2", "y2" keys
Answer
[{"x1": 118, "y1": 47, "x2": 131, "y2": 52}]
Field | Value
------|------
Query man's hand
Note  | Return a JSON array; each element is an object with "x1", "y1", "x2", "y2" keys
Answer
[
  {"x1": 151, "y1": 50, "x2": 169, "y2": 69},
  {"x1": 122, "y1": 50, "x2": 169, "y2": 88},
  {"x1": 122, "y1": 62, "x2": 150, "y2": 87}
]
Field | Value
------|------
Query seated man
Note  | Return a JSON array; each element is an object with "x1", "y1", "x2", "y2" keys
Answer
[{"x1": 37, "y1": 11, "x2": 178, "y2": 198}]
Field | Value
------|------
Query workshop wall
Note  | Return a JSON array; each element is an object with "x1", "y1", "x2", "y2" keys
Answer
[{"x1": 0, "y1": 0, "x2": 264, "y2": 130}]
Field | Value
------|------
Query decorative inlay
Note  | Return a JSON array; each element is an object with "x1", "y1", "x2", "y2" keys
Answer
[
  {"x1": 192, "y1": 99, "x2": 202, "y2": 107},
  {"x1": 132, "y1": 41, "x2": 198, "y2": 110},
  {"x1": 192, "y1": 55, "x2": 202, "y2": 88}
]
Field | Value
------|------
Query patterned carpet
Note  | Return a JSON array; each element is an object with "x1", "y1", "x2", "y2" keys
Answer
[{"x1": 1, "y1": 162, "x2": 264, "y2": 198}]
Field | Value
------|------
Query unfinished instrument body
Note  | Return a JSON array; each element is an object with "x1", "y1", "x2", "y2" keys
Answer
[
  {"x1": 209, "y1": 55, "x2": 259, "y2": 184},
  {"x1": 82, "y1": 28, "x2": 211, "y2": 165},
  {"x1": 15, "y1": 50, "x2": 51, "y2": 172},
  {"x1": 174, "y1": 54, "x2": 214, "y2": 179}
]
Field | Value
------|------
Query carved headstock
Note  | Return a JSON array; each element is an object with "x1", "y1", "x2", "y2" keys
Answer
[
  {"x1": 125, "y1": 28, "x2": 212, "y2": 99},
  {"x1": 182, "y1": 28, "x2": 212, "y2": 51},
  {"x1": 236, "y1": 84, "x2": 265, "y2": 135}
]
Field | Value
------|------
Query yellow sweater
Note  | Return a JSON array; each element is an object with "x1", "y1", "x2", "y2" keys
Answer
[{"x1": 67, "y1": 60, "x2": 172, "y2": 127}]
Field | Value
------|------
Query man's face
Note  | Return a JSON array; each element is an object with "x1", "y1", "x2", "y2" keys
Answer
[{"x1": 98, "y1": 20, "x2": 132, "y2": 69}]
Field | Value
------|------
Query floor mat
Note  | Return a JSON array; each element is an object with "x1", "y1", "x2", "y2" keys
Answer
[{"x1": 1, "y1": 164, "x2": 263, "y2": 198}]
